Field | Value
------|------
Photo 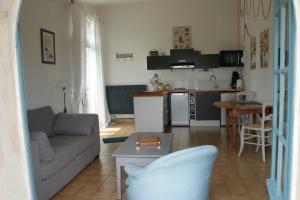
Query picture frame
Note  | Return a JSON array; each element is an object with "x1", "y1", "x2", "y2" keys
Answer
[
  {"x1": 40, "y1": 28, "x2": 56, "y2": 64},
  {"x1": 260, "y1": 29, "x2": 269, "y2": 68},
  {"x1": 250, "y1": 36, "x2": 256, "y2": 70},
  {"x1": 173, "y1": 26, "x2": 192, "y2": 49}
]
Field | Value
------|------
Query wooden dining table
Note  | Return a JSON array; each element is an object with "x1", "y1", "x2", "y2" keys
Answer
[{"x1": 213, "y1": 101, "x2": 271, "y2": 146}]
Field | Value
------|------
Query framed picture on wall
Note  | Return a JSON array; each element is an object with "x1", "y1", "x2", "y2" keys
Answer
[
  {"x1": 173, "y1": 26, "x2": 192, "y2": 49},
  {"x1": 40, "y1": 28, "x2": 56, "y2": 64},
  {"x1": 250, "y1": 36, "x2": 256, "y2": 70},
  {"x1": 260, "y1": 29, "x2": 269, "y2": 68}
]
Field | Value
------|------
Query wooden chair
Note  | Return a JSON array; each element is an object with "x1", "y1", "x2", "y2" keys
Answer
[
  {"x1": 238, "y1": 104, "x2": 272, "y2": 162},
  {"x1": 236, "y1": 90, "x2": 257, "y2": 132}
]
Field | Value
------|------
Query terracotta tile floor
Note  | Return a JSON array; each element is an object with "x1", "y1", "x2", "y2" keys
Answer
[{"x1": 52, "y1": 119, "x2": 271, "y2": 200}]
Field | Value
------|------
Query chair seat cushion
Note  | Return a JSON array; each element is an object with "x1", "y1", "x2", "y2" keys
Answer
[
  {"x1": 40, "y1": 134, "x2": 97, "y2": 180},
  {"x1": 245, "y1": 123, "x2": 272, "y2": 129}
]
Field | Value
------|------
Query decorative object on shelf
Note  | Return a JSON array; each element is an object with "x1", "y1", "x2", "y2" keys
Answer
[
  {"x1": 173, "y1": 26, "x2": 192, "y2": 49},
  {"x1": 149, "y1": 49, "x2": 159, "y2": 56},
  {"x1": 250, "y1": 36, "x2": 256, "y2": 69},
  {"x1": 136, "y1": 136, "x2": 161, "y2": 146},
  {"x1": 149, "y1": 73, "x2": 160, "y2": 91},
  {"x1": 40, "y1": 28, "x2": 56, "y2": 64},
  {"x1": 260, "y1": 29, "x2": 269, "y2": 68},
  {"x1": 116, "y1": 53, "x2": 133, "y2": 61}
]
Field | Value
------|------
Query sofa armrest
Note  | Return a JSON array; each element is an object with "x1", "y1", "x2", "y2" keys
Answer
[{"x1": 53, "y1": 113, "x2": 99, "y2": 136}]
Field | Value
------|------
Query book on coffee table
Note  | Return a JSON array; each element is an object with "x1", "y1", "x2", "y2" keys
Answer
[{"x1": 136, "y1": 136, "x2": 161, "y2": 146}]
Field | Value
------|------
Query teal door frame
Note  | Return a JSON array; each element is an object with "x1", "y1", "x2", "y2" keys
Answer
[
  {"x1": 16, "y1": 25, "x2": 37, "y2": 199},
  {"x1": 267, "y1": 0, "x2": 296, "y2": 199}
]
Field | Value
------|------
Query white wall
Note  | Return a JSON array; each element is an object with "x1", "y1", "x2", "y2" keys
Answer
[
  {"x1": 0, "y1": 0, "x2": 34, "y2": 199},
  {"x1": 241, "y1": 1, "x2": 274, "y2": 104},
  {"x1": 98, "y1": 0, "x2": 240, "y2": 87},
  {"x1": 19, "y1": 0, "x2": 70, "y2": 113}
]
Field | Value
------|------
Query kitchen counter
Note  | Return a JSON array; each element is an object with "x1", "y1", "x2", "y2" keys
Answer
[
  {"x1": 169, "y1": 88, "x2": 243, "y2": 93},
  {"x1": 133, "y1": 89, "x2": 243, "y2": 97},
  {"x1": 133, "y1": 92, "x2": 168, "y2": 132},
  {"x1": 133, "y1": 91, "x2": 168, "y2": 97}
]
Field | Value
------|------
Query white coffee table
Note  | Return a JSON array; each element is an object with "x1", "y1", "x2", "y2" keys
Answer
[{"x1": 112, "y1": 133, "x2": 173, "y2": 200}]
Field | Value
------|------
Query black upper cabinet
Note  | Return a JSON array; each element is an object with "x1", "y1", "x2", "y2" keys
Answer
[
  {"x1": 147, "y1": 56, "x2": 170, "y2": 70},
  {"x1": 220, "y1": 50, "x2": 244, "y2": 67},
  {"x1": 147, "y1": 49, "x2": 242, "y2": 70},
  {"x1": 195, "y1": 54, "x2": 220, "y2": 68},
  {"x1": 169, "y1": 49, "x2": 195, "y2": 66}
]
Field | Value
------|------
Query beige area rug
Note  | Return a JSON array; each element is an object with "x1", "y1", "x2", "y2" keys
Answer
[{"x1": 100, "y1": 118, "x2": 135, "y2": 137}]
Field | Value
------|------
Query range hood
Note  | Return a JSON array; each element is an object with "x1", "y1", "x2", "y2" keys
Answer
[
  {"x1": 170, "y1": 64, "x2": 194, "y2": 69},
  {"x1": 169, "y1": 49, "x2": 195, "y2": 69}
]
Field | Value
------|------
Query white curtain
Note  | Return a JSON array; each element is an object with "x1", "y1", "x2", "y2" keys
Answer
[
  {"x1": 68, "y1": 2, "x2": 111, "y2": 127},
  {"x1": 85, "y1": 15, "x2": 111, "y2": 128},
  {"x1": 68, "y1": 3, "x2": 86, "y2": 113},
  {"x1": 94, "y1": 17, "x2": 111, "y2": 127}
]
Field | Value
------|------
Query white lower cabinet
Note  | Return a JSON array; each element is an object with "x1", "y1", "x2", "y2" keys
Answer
[{"x1": 133, "y1": 96, "x2": 166, "y2": 132}]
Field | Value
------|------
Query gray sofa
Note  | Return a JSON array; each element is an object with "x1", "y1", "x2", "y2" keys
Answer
[{"x1": 27, "y1": 106, "x2": 100, "y2": 200}]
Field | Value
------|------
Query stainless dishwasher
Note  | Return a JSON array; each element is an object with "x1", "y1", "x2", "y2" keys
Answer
[{"x1": 171, "y1": 92, "x2": 189, "y2": 126}]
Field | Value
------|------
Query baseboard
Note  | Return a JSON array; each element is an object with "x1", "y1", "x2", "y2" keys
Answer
[
  {"x1": 190, "y1": 120, "x2": 220, "y2": 126},
  {"x1": 111, "y1": 114, "x2": 134, "y2": 119}
]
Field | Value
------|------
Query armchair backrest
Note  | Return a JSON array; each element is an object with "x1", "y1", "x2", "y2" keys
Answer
[{"x1": 125, "y1": 145, "x2": 218, "y2": 200}]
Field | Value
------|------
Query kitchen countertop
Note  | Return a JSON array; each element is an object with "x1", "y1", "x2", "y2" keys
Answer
[
  {"x1": 133, "y1": 91, "x2": 169, "y2": 97},
  {"x1": 133, "y1": 88, "x2": 243, "y2": 97},
  {"x1": 169, "y1": 88, "x2": 243, "y2": 93}
]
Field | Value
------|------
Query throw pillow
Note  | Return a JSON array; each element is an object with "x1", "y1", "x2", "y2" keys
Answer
[
  {"x1": 27, "y1": 106, "x2": 55, "y2": 136},
  {"x1": 30, "y1": 131, "x2": 55, "y2": 162},
  {"x1": 53, "y1": 113, "x2": 97, "y2": 136}
]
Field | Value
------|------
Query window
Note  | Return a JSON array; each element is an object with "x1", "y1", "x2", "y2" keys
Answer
[{"x1": 84, "y1": 16, "x2": 98, "y2": 114}]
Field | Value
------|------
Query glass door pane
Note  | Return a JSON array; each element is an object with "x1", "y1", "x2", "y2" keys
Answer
[{"x1": 267, "y1": 0, "x2": 295, "y2": 199}]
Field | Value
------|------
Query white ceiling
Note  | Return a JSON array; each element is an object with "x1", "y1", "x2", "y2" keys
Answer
[{"x1": 78, "y1": 0, "x2": 166, "y2": 6}]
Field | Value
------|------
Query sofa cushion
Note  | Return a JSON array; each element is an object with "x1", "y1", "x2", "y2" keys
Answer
[
  {"x1": 40, "y1": 134, "x2": 98, "y2": 180},
  {"x1": 30, "y1": 131, "x2": 55, "y2": 162},
  {"x1": 53, "y1": 113, "x2": 97, "y2": 135},
  {"x1": 27, "y1": 106, "x2": 55, "y2": 136}
]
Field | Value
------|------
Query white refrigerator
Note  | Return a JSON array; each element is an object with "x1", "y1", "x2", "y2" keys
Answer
[{"x1": 171, "y1": 93, "x2": 189, "y2": 126}]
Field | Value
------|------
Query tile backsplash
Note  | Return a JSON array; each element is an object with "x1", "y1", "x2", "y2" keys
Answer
[{"x1": 163, "y1": 79, "x2": 232, "y2": 89}]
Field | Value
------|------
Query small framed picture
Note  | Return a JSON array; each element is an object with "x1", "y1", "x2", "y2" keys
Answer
[
  {"x1": 173, "y1": 26, "x2": 192, "y2": 49},
  {"x1": 250, "y1": 36, "x2": 256, "y2": 70},
  {"x1": 40, "y1": 28, "x2": 56, "y2": 64}
]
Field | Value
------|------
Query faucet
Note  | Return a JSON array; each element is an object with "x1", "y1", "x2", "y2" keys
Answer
[{"x1": 209, "y1": 74, "x2": 220, "y2": 89}]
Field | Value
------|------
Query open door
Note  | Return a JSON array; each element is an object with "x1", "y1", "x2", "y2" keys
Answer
[{"x1": 267, "y1": 0, "x2": 296, "y2": 199}]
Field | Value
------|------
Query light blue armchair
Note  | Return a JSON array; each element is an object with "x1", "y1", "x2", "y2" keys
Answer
[{"x1": 124, "y1": 145, "x2": 218, "y2": 200}]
